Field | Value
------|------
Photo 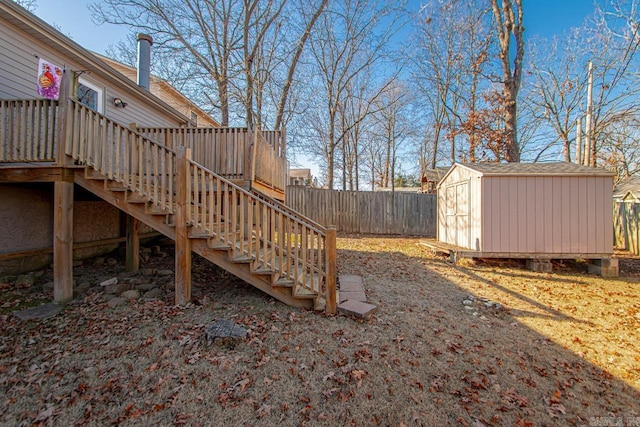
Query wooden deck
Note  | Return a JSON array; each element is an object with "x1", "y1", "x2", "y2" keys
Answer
[{"x1": 0, "y1": 97, "x2": 337, "y2": 312}]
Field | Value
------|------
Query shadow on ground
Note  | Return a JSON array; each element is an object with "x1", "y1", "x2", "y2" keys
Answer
[{"x1": 0, "y1": 236, "x2": 638, "y2": 426}]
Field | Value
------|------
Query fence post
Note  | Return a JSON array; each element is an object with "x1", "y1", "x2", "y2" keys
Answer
[
  {"x1": 325, "y1": 225, "x2": 337, "y2": 314},
  {"x1": 175, "y1": 146, "x2": 192, "y2": 306}
]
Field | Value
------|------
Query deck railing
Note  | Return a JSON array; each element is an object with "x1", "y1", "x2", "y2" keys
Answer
[
  {"x1": 65, "y1": 99, "x2": 177, "y2": 211},
  {"x1": 0, "y1": 99, "x2": 58, "y2": 162},
  {"x1": 137, "y1": 127, "x2": 251, "y2": 181},
  {"x1": 63, "y1": 98, "x2": 335, "y2": 312},
  {"x1": 186, "y1": 157, "x2": 330, "y2": 299},
  {"x1": 253, "y1": 128, "x2": 288, "y2": 192}
]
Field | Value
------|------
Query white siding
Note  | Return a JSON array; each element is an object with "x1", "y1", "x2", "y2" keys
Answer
[{"x1": 0, "y1": 15, "x2": 184, "y2": 127}]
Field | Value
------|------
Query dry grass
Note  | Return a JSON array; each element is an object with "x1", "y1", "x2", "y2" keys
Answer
[{"x1": 0, "y1": 236, "x2": 639, "y2": 426}]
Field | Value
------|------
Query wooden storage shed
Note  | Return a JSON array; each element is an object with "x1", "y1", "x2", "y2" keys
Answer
[{"x1": 435, "y1": 162, "x2": 617, "y2": 274}]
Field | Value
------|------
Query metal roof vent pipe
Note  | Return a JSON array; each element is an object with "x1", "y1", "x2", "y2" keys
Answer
[{"x1": 136, "y1": 33, "x2": 153, "y2": 91}]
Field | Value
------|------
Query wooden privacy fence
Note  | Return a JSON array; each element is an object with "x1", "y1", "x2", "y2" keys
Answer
[
  {"x1": 613, "y1": 201, "x2": 640, "y2": 255},
  {"x1": 286, "y1": 187, "x2": 437, "y2": 236}
]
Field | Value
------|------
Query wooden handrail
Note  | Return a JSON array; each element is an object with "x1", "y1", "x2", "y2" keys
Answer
[
  {"x1": 186, "y1": 158, "x2": 330, "y2": 299},
  {"x1": 62, "y1": 98, "x2": 335, "y2": 312},
  {"x1": 66, "y1": 99, "x2": 177, "y2": 212},
  {"x1": 0, "y1": 99, "x2": 58, "y2": 162}
]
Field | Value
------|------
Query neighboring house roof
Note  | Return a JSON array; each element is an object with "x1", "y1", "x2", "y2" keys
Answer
[
  {"x1": 422, "y1": 167, "x2": 449, "y2": 182},
  {"x1": 0, "y1": 0, "x2": 191, "y2": 125},
  {"x1": 97, "y1": 55, "x2": 220, "y2": 128},
  {"x1": 621, "y1": 191, "x2": 640, "y2": 202},
  {"x1": 614, "y1": 176, "x2": 640, "y2": 199},
  {"x1": 289, "y1": 168, "x2": 312, "y2": 179}
]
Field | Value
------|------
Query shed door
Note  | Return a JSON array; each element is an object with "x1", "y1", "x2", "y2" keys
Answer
[
  {"x1": 455, "y1": 182, "x2": 469, "y2": 247},
  {"x1": 444, "y1": 181, "x2": 470, "y2": 248}
]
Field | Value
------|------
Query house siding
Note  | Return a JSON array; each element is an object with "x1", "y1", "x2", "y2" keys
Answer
[
  {"x1": 0, "y1": 14, "x2": 184, "y2": 127},
  {"x1": 0, "y1": 7, "x2": 188, "y2": 274}
]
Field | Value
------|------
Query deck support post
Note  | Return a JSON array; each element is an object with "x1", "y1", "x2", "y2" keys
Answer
[
  {"x1": 53, "y1": 180, "x2": 74, "y2": 302},
  {"x1": 175, "y1": 147, "x2": 192, "y2": 306},
  {"x1": 325, "y1": 226, "x2": 337, "y2": 315},
  {"x1": 55, "y1": 69, "x2": 71, "y2": 166},
  {"x1": 125, "y1": 215, "x2": 140, "y2": 272}
]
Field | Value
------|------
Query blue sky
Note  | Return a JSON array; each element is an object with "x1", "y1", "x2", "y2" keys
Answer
[
  {"x1": 34, "y1": 0, "x2": 599, "y2": 56},
  {"x1": 32, "y1": 0, "x2": 600, "y2": 176}
]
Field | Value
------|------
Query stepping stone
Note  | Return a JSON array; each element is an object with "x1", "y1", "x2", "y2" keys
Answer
[
  {"x1": 13, "y1": 302, "x2": 62, "y2": 321},
  {"x1": 338, "y1": 300, "x2": 377, "y2": 319},
  {"x1": 339, "y1": 290, "x2": 367, "y2": 303}
]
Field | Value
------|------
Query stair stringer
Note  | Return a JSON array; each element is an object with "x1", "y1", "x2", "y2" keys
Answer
[{"x1": 74, "y1": 170, "x2": 313, "y2": 309}]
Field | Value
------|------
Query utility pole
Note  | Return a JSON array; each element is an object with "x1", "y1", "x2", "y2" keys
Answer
[
  {"x1": 575, "y1": 118, "x2": 582, "y2": 165},
  {"x1": 585, "y1": 61, "x2": 594, "y2": 166}
]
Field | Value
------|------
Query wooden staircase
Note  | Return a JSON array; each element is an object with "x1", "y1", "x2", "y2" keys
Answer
[{"x1": 60, "y1": 99, "x2": 337, "y2": 313}]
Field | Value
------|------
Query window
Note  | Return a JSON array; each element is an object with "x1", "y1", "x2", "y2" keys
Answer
[
  {"x1": 190, "y1": 111, "x2": 198, "y2": 126},
  {"x1": 77, "y1": 78, "x2": 103, "y2": 113}
]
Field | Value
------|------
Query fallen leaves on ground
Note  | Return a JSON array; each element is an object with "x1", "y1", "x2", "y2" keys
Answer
[{"x1": 0, "y1": 237, "x2": 638, "y2": 425}]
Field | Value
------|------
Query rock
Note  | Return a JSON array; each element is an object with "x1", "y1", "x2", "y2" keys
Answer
[
  {"x1": 484, "y1": 302, "x2": 494, "y2": 308},
  {"x1": 143, "y1": 288, "x2": 163, "y2": 300},
  {"x1": 155, "y1": 252, "x2": 168, "y2": 258},
  {"x1": 493, "y1": 303, "x2": 503, "y2": 310},
  {"x1": 464, "y1": 306, "x2": 475, "y2": 311},
  {"x1": 141, "y1": 268, "x2": 156, "y2": 276},
  {"x1": 93, "y1": 257, "x2": 105, "y2": 266},
  {"x1": 135, "y1": 283, "x2": 157, "y2": 292},
  {"x1": 104, "y1": 283, "x2": 130, "y2": 295},
  {"x1": 142, "y1": 247, "x2": 153, "y2": 255},
  {"x1": 204, "y1": 319, "x2": 248, "y2": 347},
  {"x1": 106, "y1": 258, "x2": 118, "y2": 267},
  {"x1": 13, "y1": 302, "x2": 62, "y2": 321},
  {"x1": 462, "y1": 299, "x2": 473, "y2": 306},
  {"x1": 151, "y1": 245, "x2": 161, "y2": 254},
  {"x1": 100, "y1": 278, "x2": 118, "y2": 287},
  {"x1": 157, "y1": 269, "x2": 174, "y2": 277},
  {"x1": 120, "y1": 289, "x2": 140, "y2": 299},
  {"x1": 43, "y1": 281, "x2": 54, "y2": 290},
  {"x1": 467, "y1": 295, "x2": 475, "y2": 301},
  {"x1": 74, "y1": 282, "x2": 92, "y2": 297},
  {"x1": 107, "y1": 297, "x2": 127, "y2": 307},
  {"x1": 15, "y1": 274, "x2": 35, "y2": 288}
]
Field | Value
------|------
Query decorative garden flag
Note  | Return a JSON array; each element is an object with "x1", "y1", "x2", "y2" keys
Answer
[{"x1": 36, "y1": 58, "x2": 63, "y2": 100}]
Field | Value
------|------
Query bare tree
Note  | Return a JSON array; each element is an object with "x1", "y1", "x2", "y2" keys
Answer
[
  {"x1": 370, "y1": 81, "x2": 414, "y2": 190},
  {"x1": 526, "y1": 31, "x2": 587, "y2": 162},
  {"x1": 91, "y1": 0, "x2": 326, "y2": 128},
  {"x1": 409, "y1": 0, "x2": 492, "y2": 169},
  {"x1": 307, "y1": 0, "x2": 404, "y2": 189},
  {"x1": 489, "y1": 0, "x2": 524, "y2": 162},
  {"x1": 13, "y1": 0, "x2": 36, "y2": 11}
]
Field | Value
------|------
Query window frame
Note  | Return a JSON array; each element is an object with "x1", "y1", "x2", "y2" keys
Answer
[{"x1": 77, "y1": 77, "x2": 104, "y2": 113}]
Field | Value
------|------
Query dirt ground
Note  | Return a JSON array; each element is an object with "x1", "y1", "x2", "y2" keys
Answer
[{"x1": 1, "y1": 236, "x2": 639, "y2": 426}]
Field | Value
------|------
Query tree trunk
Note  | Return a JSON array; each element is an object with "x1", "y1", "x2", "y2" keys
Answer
[{"x1": 491, "y1": 0, "x2": 524, "y2": 163}]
